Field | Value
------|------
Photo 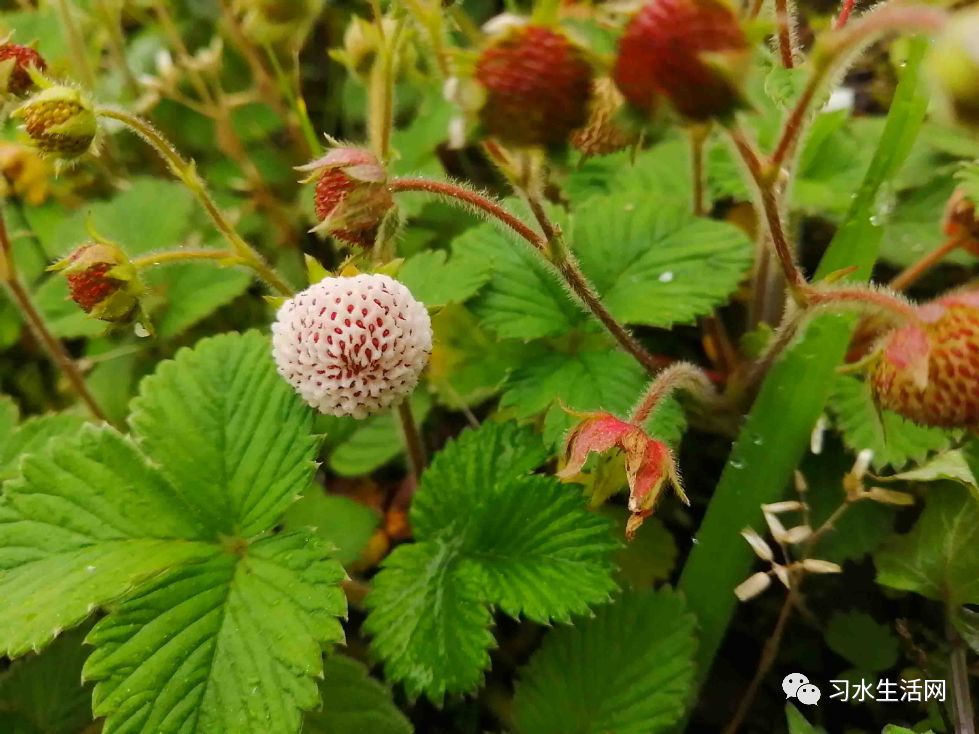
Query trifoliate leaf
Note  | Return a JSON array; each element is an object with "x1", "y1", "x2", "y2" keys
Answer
[
  {"x1": 0, "y1": 626, "x2": 93, "y2": 734},
  {"x1": 825, "y1": 610, "x2": 900, "y2": 672},
  {"x1": 827, "y1": 375, "x2": 951, "y2": 471},
  {"x1": 0, "y1": 426, "x2": 216, "y2": 657},
  {"x1": 282, "y1": 492, "x2": 380, "y2": 567},
  {"x1": 876, "y1": 483, "x2": 979, "y2": 605},
  {"x1": 571, "y1": 194, "x2": 752, "y2": 328},
  {"x1": 365, "y1": 422, "x2": 617, "y2": 702},
  {"x1": 303, "y1": 656, "x2": 412, "y2": 734},
  {"x1": 364, "y1": 541, "x2": 493, "y2": 702},
  {"x1": 84, "y1": 532, "x2": 346, "y2": 734},
  {"x1": 512, "y1": 589, "x2": 696, "y2": 734},
  {"x1": 0, "y1": 411, "x2": 86, "y2": 481},
  {"x1": 130, "y1": 331, "x2": 318, "y2": 536}
]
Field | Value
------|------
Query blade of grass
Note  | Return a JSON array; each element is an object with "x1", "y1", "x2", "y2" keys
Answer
[{"x1": 678, "y1": 36, "x2": 930, "y2": 694}]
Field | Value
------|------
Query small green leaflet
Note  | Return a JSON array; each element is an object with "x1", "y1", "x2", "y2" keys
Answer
[
  {"x1": 0, "y1": 398, "x2": 86, "y2": 482},
  {"x1": 825, "y1": 610, "x2": 899, "y2": 673},
  {"x1": 512, "y1": 589, "x2": 697, "y2": 734},
  {"x1": 827, "y1": 374, "x2": 951, "y2": 471},
  {"x1": 364, "y1": 422, "x2": 617, "y2": 702},
  {"x1": 0, "y1": 331, "x2": 348, "y2": 734},
  {"x1": 304, "y1": 656, "x2": 413, "y2": 734},
  {"x1": 876, "y1": 483, "x2": 979, "y2": 605}
]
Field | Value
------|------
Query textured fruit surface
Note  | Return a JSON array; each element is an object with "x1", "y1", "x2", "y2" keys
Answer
[
  {"x1": 571, "y1": 77, "x2": 637, "y2": 156},
  {"x1": 272, "y1": 274, "x2": 433, "y2": 418},
  {"x1": 474, "y1": 25, "x2": 594, "y2": 147},
  {"x1": 21, "y1": 99, "x2": 93, "y2": 156},
  {"x1": 314, "y1": 168, "x2": 390, "y2": 247},
  {"x1": 0, "y1": 43, "x2": 45, "y2": 95},
  {"x1": 66, "y1": 262, "x2": 122, "y2": 313},
  {"x1": 613, "y1": 0, "x2": 747, "y2": 121},
  {"x1": 871, "y1": 291, "x2": 979, "y2": 428}
]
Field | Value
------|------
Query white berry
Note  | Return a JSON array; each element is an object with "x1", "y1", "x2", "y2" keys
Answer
[{"x1": 272, "y1": 274, "x2": 432, "y2": 418}]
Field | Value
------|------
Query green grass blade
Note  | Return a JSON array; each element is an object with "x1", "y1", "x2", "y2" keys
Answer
[{"x1": 678, "y1": 36, "x2": 931, "y2": 688}]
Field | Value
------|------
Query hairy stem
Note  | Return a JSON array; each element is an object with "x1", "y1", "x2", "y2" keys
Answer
[
  {"x1": 728, "y1": 126, "x2": 808, "y2": 300},
  {"x1": 0, "y1": 210, "x2": 105, "y2": 420},
  {"x1": 131, "y1": 248, "x2": 236, "y2": 268},
  {"x1": 889, "y1": 236, "x2": 965, "y2": 292},
  {"x1": 773, "y1": 0, "x2": 796, "y2": 68},
  {"x1": 96, "y1": 107, "x2": 293, "y2": 296},
  {"x1": 397, "y1": 401, "x2": 426, "y2": 479},
  {"x1": 834, "y1": 0, "x2": 857, "y2": 29},
  {"x1": 631, "y1": 362, "x2": 719, "y2": 424}
]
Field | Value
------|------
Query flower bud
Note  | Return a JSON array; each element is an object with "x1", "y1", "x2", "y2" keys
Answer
[
  {"x1": 927, "y1": 8, "x2": 979, "y2": 130},
  {"x1": 0, "y1": 43, "x2": 46, "y2": 96},
  {"x1": 49, "y1": 243, "x2": 144, "y2": 323},
  {"x1": 13, "y1": 85, "x2": 98, "y2": 161},
  {"x1": 297, "y1": 145, "x2": 394, "y2": 248}
]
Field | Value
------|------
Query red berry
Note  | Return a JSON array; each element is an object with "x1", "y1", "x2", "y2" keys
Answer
[
  {"x1": 871, "y1": 291, "x2": 979, "y2": 428},
  {"x1": 0, "y1": 43, "x2": 45, "y2": 96},
  {"x1": 474, "y1": 25, "x2": 594, "y2": 147},
  {"x1": 315, "y1": 168, "x2": 381, "y2": 247},
  {"x1": 66, "y1": 261, "x2": 123, "y2": 313},
  {"x1": 613, "y1": 0, "x2": 748, "y2": 121}
]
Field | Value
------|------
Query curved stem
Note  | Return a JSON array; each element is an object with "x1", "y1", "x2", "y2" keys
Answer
[
  {"x1": 728, "y1": 126, "x2": 808, "y2": 300},
  {"x1": 889, "y1": 235, "x2": 965, "y2": 292},
  {"x1": 389, "y1": 176, "x2": 668, "y2": 376},
  {"x1": 131, "y1": 248, "x2": 236, "y2": 268},
  {"x1": 388, "y1": 177, "x2": 546, "y2": 248},
  {"x1": 96, "y1": 107, "x2": 293, "y2": 296},
  {"x1": 802, "y1": 283, "x2": 921, "y2": 324},
  {"x1": 0, "y1": 210, "x2": 105, "y2": 421},
  {"x1": 771, "y1": 4, "x2": 948, "y2": 172},
  {"x1": 397, "y1": 401, "x2": 426, "y2": 479},
  {"x1": 631, "y1": 362, "x2": 718, "y2": 424}
]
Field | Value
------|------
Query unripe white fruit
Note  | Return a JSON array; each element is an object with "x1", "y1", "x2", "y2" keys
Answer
[{"x1": 272, "y1": 274, "x2": 432, "y2": 418}]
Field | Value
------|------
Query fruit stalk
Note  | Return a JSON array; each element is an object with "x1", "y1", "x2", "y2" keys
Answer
[
  {"x1": 889, "y1": 235, "x2": 965, "y2": 292},
  {"x1": 95, "y1": 106, "x2": 293, "y2": 296},
  {"x1": 397, "y1": 401, "x2": 427, "y2": 479},
  {"x1": 0, "y1": 208, "x2": 104, "y2": 420}
]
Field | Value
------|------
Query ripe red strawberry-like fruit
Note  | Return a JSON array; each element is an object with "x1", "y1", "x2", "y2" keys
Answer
[
  {"x1": 0, "y1": 43, "x2": 46, "y2": 96},
  {"x1": 613, "y1": 0, "x2": 748, "y2": 121},
  {"x1": 474, "y1": 24, "x2": 594, "y2": 147},
  {"x1": 871, "y1": 290, "x2": 979, "y2": 428},
  {"x1": 298, "y1": 145, "x2": 394, "y2": 248},
  {"x1": 50, "y1": 243, "x2": 144, "y2": 323}
]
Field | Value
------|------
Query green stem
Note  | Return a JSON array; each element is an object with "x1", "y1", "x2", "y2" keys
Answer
[
  {"x1": 397, "y1": 401, "x2": 426, "y2": 479},
  {"x1": 131, "y1": 248, "x2": 236, "y2": 268},
  {"x1": 0, "y1": 209, "x2": 105, "y2": 421},
  {"x1": 55, "y1": 0, "x2": 96, "y2": 89},
  {"x1": 95, "y1": 107, "x2": 293, "y2": 296}
]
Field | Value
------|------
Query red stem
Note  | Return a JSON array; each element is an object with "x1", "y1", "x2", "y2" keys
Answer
[{"x1": 834, "y1": 0, "x2": 857, "y2": 29}]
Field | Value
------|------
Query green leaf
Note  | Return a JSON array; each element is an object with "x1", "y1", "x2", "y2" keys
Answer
[
  {"x1": 33, "y1": 276, "x2": 104, "y2": 340},
  {"x1": 602, "y1": 509, "x2": 678, "y2": 588},
  {"x1": 827, "y1": 374, "x2": 951, "y2": 471},
  {"x1": 323, "y1": 392, "x2": 431, "y2": 478},
  {"x1": 364, "y1": 540, "x2": 493, "y2": 702},
  {"x1": 501, "y1": 345, "x2": 647, "y2": 448},
  {"x1": 0, "y1": 412, "x2": 86, "y2": 482},
  {"x1": 147, "y1": 262, "x2": 252, "y2": 340},
  {"x1": 0, "y1": 626, "x2": 93, "y2": 734},
  {"x1": 282, "y1": 492, "x2": 380, "y2": 567},
  {"x1": 303, "y1": 656, "x2": 412, "y2": 734},
  {"x1": 512, "y1": 589, "x2": 696, "y2": 734},
  {"x1": 365, "y1": 422, "x2": 617, "y2": 701},
  {"x1": 84, "y1": 532, "x2": 346, "y2": 734},
  {"x1": 0, "y1": 426, "x2": 216, "y2": 657},
  {"x1": 396, "y1": 247, "x2": 492, "y2": 307},
  {"x1": 881, "y1": 449, "x2": 977, "y2": 493},
  {"x1": 825, "y1": 610, "x2": 899, "y2": 672},
  {"x1": 785, "y1": 703, "x2": 826, "y2": 734},
  {"x1": 129, "y1": 331, "x2": 317, "y2": 536},
  {"x1": 876, "y1": 483, "x2": 979, "y2": 605},
  {"x1": 571, "y1": 194, "x2": 752, "y2": 328},
  {"x1": 464, "y1": 223, "x2": 583, "y2": 340},
  {"x1": 427, "y1": 305, "x2": 534, "y2": 409}
]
